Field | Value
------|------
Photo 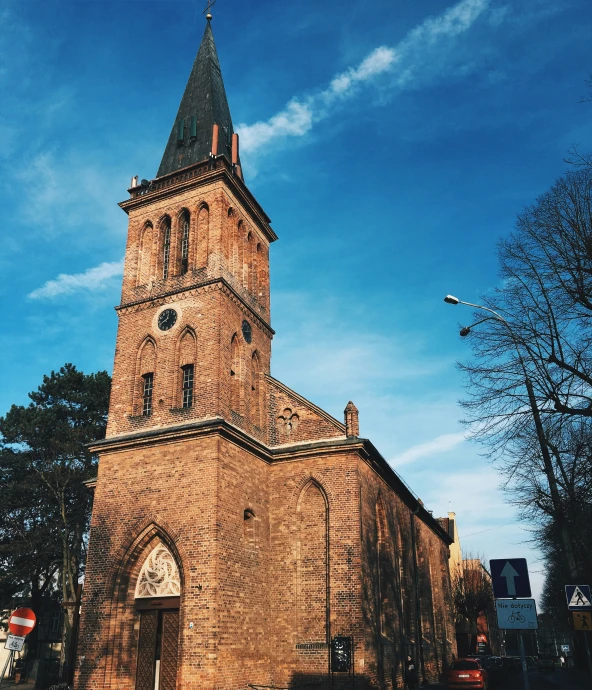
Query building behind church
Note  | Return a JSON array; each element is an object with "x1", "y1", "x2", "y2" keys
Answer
[{"x1": 75, "y1": 16, "x2": 457, "y2": 690}]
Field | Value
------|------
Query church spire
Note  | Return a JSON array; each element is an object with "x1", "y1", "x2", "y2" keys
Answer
[{"x1": 156, "y1": 19, "x2": 238, "y2": 178}]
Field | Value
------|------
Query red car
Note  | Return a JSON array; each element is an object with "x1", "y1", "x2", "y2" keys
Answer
[{"x1": 447, "y1": 658, "x2": 489, "y2": 689}]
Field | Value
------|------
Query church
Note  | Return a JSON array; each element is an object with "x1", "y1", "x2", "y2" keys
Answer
[{"x1": 75, "y1": 14, "x2": 457, "y2": 690}]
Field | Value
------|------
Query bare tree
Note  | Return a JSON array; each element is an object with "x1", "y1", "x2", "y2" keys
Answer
[
  {"x1": 452, "y1": 557, "x2": 494, "y2": 655},
  {"x1": 458, "y1": 167, "x2": 592, "y2": 579}
]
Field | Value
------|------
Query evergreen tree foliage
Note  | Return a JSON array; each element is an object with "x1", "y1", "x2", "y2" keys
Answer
[{"x1": 0, "y1": 364, "x2": 111, "y2": 610}]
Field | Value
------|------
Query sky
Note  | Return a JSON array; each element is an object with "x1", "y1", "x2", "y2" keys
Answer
[{"x1": 1, "y1": 0, "x2": 591, "y2": 606}]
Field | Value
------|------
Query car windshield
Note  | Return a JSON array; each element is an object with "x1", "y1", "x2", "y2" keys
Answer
[{"x1": 450, "y1": 661, "x2": 480, "y2": 670}]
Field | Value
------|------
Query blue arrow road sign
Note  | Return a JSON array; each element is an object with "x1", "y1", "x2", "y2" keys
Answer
[
  {"x1": 490, "y1": 558, "x2": 531, "y2": 598},
  {"x1": 565, "y1": 585, "x2": 592, "y2": 611}
]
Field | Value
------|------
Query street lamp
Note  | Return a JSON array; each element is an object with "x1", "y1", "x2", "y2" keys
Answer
[{"x1": 443, "y1": 294, "x2": 578, "y2": 580}]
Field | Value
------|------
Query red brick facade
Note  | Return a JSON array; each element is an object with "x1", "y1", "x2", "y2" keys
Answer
[{"x1": 74, "y1": 24, "x2": 456, "y2": 690}]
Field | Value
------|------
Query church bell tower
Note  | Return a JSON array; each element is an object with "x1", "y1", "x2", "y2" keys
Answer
[{"x1": 109, "y1": 17, "x2": 277, "y2": 443}]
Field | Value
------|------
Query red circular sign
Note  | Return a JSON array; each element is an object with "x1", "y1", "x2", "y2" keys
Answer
[{"x1": 8, "y1": 608, "x2": 36, "y2": 636}]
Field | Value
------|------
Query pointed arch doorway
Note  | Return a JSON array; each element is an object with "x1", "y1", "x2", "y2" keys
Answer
[{"x1": 134, "y1": 544, "x2": 181, "y2": 690}]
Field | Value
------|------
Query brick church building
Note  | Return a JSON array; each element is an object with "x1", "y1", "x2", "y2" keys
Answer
[{"x1": 75, "y1": 15, "x2": 457, "y2": 690}]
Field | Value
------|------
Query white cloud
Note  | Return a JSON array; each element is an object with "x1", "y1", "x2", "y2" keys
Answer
[
  {"x1": 390, "y1": 431, "x2": 467, "y2": 467},
  {"x1": 28, "y1": 259, "x2": 124, "y2": 300},
  {"x1": 238, "y1": 0, "x2": 491, "y2": 156},
  {"x1": 325, "y1": 46, "x2": 398, "y2": 99},
  {"x1": 238, "y1": 100, "x2": 314, "y2": 157}
]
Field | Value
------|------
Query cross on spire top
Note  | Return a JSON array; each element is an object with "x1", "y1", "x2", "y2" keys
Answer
[{"x1": 203, "y1": 0, "x2": 217, "y2": 20}]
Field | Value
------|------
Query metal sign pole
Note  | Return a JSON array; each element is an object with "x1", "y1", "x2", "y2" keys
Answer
[
  {"x1": 582, "y1": 631, "x2": 592, "y2": 682},
  {"x1": 0, "y1": 650, "x2": 14, "y2": 690},
  {"x1": 518, "y1": 631, "x2": 530, "y2": 690}
]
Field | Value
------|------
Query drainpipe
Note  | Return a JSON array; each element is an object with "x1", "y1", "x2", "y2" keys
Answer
[{"x1": 410, "y1": 503, "x2": 426, "y2": 685}]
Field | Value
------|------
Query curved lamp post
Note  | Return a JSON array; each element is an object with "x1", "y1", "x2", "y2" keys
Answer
[{"x1": 443, "y1": 295, "x2": 578, "y2": 580}]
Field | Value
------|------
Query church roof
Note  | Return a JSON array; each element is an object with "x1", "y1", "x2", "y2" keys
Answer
[{"x1": 156, "y1": 20, "x2": 236, "y2": 178}]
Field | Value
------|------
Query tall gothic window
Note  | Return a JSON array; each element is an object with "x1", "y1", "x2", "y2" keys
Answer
[
  {"x1": 142, "y1": 373, "x2": 154, "y2": 416},
  {"x1": 180, "y1": 214, "x2": 190, "y2": 275},
  {"x1": 297, "y1": 482, "x2": 329, "y2": 642},
  {"x1": 162, "y1": 222, "x2": 171, "y2": 279},
  {"x1": 181, "y1": 364, "x2": 194, "y2": 408},
  {"x1": 230, "y1": 334, "x2": 240, "y2": 411},
  {"x1": 251, "y1": 351, "x2": 260, "y2": 427}
]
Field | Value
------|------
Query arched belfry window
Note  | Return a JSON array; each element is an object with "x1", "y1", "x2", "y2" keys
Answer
[
  {"x1": 197, "y1": 204, "x2": 209, "y2": 268},
  {"x1": 230, "y1": 334, "x2": 240, "y2": 411},
  {"x1": 161, "y1": 218, "x2": 172, "y2": 279},
  {"x1": 137, "y1": 223, "x2": 154, "y2": 286},
  {"x1": 179, "y1": 211, "x2": 190, "y2": 275},
  {"x1": 251, "y1": 351, "x2": 261, "y2": 427},
  {"x1": 135, "y1": 544, "x2": 181, "y2": 599}
]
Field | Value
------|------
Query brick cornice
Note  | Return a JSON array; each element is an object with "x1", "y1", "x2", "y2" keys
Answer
[
  {"x1": 119, "y1": 158, "x2": 278, "y2": 243},
  {"x1": 115, "y1": 277, "x2": 275, "y2": 338},
  {"x1": 88, "y1": 418, "x2": 451, "y2": 543}
]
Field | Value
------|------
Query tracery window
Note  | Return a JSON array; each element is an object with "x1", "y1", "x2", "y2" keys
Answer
[{"x1": 135, "y1": 544, "x2": 181, "y2": 598}]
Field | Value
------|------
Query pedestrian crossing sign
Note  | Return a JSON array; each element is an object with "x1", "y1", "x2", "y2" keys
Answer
[
  {"x1": 573, "y1": 611, "x2": 592, "y2": 631},
  {"x1": 565, "y1": 585, "x2": 592, "y2": 611}
]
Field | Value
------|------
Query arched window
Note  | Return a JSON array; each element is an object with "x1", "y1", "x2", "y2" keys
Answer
[
  {"x1": 255, "y1": 243, "x2": 262, "y2": 297},
  {"x1": 297, "y1": 481, "x2": 329, "y2": 642},
  {"x1": 376, "y1": 499, "x2": 393, "y2": 638},
  {"x1": 243, "y1": 509, "x2": 257, "y2": 550},
  {"x1": 230, "y1": 334, "x2": 240, "y2": 411},
  {"x1": 136, "y1": 338, "x2": 156, "y2": 416},
  {"x1": 251, "y1": 351, "x2": 261, "y2": 427},
  {"x1": 137, "y1": 223, "x2": 154, "y2": 286},
  {"x1": 237, "y1": 220, "x2": 245, "y2": 287},
  {"x1": 245, "y1": 230, "x2": 254, "y2": 290},
  {"x1": 179, "y1": 211, "x2": 190, "y2": 275},
  {"x1": 197, "y1": 204, "x2": 209, "y2": 268},
  {"x1": 177, "y1": 328, "x2": 197, "y2": 408},
  {"x1": 135, "y1": 544, "x2": 181, "y2": 599},
  {"x1": 226, "y1": 207, "x2": 235, "y2": 265},
  {"x1": 161, "y1": 217, "x2": 172, "y2": 279}
]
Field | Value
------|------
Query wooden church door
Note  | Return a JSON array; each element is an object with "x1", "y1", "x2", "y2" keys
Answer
[
  {"x1": 136, "y1": 608, "x2": 179, "y2": 690},
  {"x1": 135, "y1": 544, "x2": 181, "y2": 690}
]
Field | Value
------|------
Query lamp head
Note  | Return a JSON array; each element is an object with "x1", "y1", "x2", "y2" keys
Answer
[
  {"x1": 444, "y1": 295, "x2": 459, "y2": 305},
  {"x1": 459, "y1": 327, "x2": 471, "y2": 337}
]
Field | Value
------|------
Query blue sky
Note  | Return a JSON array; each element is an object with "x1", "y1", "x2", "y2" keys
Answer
[{"x1": 1, "y1": 0, "x2": 590, "y2": 603}]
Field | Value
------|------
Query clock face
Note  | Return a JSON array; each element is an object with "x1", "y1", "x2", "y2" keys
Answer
[
  {"x1": 158, "y1": 308, "x2": 178, "y2": 331},
  {"x1": 242, "y1": 319, "x2": 252, "y2": 344}
]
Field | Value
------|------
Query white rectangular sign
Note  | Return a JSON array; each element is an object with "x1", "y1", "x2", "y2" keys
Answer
[
  {"x1": 4, "y1": 635, "x2": 25, "y2": 652},
  {"x1": 495, "y1": 598, "x2": 538, "y2": 630}
]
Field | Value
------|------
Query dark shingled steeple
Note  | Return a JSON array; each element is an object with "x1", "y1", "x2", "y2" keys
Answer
[{"x1": 156, "y1": 20, "x2": 236, "y2": 178}]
